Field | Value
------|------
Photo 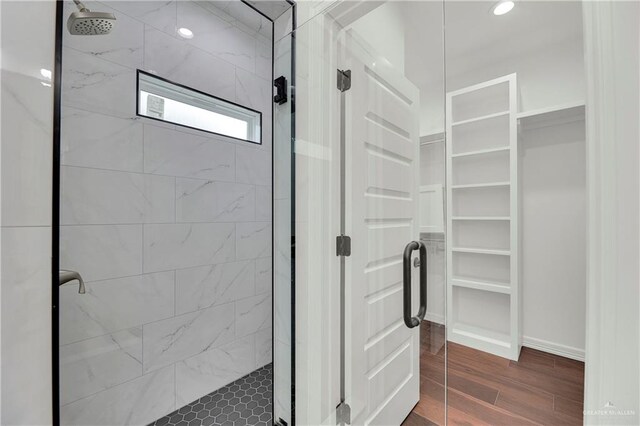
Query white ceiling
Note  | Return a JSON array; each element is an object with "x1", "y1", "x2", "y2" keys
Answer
[{"x1": 403, "y1": 0, "x2": 584, "y2": 90}]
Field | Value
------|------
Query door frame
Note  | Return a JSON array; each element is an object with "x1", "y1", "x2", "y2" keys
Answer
[
  {"x1": 293, "y1": 1, "x2": 428, "y2": 424},
  {"x1": 583, "y1": 1, "x2": 640, "y2": 424}
]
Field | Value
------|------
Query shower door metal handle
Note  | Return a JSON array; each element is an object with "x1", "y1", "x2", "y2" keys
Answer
[{"x1": 403, "y1": 241, "x2": 427, "y2": 328}]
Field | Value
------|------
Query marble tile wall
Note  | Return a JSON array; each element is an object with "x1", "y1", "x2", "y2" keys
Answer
[
  {"x1": 1, "y1": 1, "x2": 56, "y2": 425},
  {"x1": 58, "y1": 1, "x2": 273, "y2": 424}
]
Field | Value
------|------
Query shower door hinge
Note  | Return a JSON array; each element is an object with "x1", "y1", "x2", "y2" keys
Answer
[
  {"x1": 337, "y1": 69, "x2": 351, "y2": 92},
  {"x1": 336, "y1": 402, "x2": 351, "y2": 424},
  {"x1": 336, "y1": 235, "x2": 351, "y2": 257}
]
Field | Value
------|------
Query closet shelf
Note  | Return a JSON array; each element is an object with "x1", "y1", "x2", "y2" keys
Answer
[
  {"x1": 451, "y1": 277, "x2": 511, "y2": 294},
  {"x1": 451, "y1": 247, "x2": 511, "y2": 256},
  {"x1": 451, "y1": 182, "x2": 510, "y2": 189},
  {"x1": 451, "y1": 110, "x2": 510, "y2": 127},
  {"x1": 451, "y1": 146, "x2": 510, "y2": 158},
  {"x1": 451, "y1": 216, "x2": 510, "y2": 221}
]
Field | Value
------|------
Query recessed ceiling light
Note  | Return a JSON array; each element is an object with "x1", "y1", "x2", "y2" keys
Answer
[
  {"x1": 40, "y1": 68, "x2": 52, "y2": 80},
  {"x1": 492, "y1": 0, "x2": 514, "y2": 16},
  {"x1": 177, "y1": 27, "x2": 194, "y2": 39}
]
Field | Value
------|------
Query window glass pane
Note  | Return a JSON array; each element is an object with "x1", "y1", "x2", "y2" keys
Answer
[{"x1": 137, "y1": 71, "x2": 261, "y2": 144}]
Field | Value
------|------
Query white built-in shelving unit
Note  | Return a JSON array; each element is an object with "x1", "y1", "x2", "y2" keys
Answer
[{"x1": 446, "y1": 73, "x2": 521, "y2": 360}]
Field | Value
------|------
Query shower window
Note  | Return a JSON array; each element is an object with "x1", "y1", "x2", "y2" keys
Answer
[{"x1": 137, "y1": 70, "x2": 262, "y2": 143}]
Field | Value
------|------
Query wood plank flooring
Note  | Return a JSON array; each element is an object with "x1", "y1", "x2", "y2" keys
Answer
[{"x1": 404, "y1": 321, "x2": 585, "y2": 425}]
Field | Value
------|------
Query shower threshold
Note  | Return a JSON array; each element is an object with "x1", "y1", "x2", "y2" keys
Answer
[{"x1": 150, "y1": 363, "x2": 273, "y2": 426}]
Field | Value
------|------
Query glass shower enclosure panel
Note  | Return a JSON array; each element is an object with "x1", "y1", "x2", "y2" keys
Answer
[
  {"x1": 291, "y1": 2, "x2": 447, "y2": 424},
  {"x1": 55, "y1": 1, "x2": 278, "y2": 424}
]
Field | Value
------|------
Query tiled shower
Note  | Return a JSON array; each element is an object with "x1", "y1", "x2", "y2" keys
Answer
[{"x1": 57, "y1": 1, "x2": 273, "y2": 424}]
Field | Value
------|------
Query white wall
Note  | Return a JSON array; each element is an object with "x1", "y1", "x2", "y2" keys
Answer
[
  {"x1": 419, "y1": 141, "x2": 446, "y2": 324},
  {"x1": 0, "y1": 1, "x2": 55, "y2": 425},
  {"x1": 419, "y1": 31, "x2": 586, "y2": 135},
  {"x1": 447, "y1": 37, "x2": 585, "y2": 113},
  {"x1": 520, "y1": 119, "x2": 586, "y2": 358},
  {"x1": 433, "y1": 16, "x2": 588, "y2": 358},
  {"x1": 349, "y1": 2, "x2": 405, "y2": 73}
]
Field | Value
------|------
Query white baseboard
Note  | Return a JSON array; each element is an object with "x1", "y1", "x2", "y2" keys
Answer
[
  {"x1": 423, "y1": 312, "x2": 445, "y2": 325},
  {"x1": 522, "y1": 336, "x2": 585, "y2": 362},
  {"x1": 422, "y1": 315, "x2": 585, "y2": 362}
]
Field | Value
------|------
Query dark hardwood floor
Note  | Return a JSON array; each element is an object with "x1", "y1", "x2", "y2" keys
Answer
[{"x1": 404, "y1": 321, "x2": 585, "y2": 425}]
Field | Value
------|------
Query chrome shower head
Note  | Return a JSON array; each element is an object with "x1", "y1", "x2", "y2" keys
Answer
[{"x1": 67, "y1": 0, "x2": 116, "y2": 35}]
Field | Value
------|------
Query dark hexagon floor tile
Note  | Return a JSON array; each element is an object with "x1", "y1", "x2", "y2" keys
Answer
[{"x1": 149, "y1": 363, "x2": 273, "y2": 426}]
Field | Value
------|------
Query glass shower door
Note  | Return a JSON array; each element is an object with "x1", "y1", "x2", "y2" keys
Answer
[{"x1": 290, "y1": 1, "x2": 447, "y2": 424}]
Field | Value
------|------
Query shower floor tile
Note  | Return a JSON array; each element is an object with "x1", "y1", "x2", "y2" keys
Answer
[{"x1": 150, "y1": 363, "x2": 273, "y2": 426}]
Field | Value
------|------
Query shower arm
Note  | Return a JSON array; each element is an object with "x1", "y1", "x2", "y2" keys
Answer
[{"x1": 72, "y1": 0, "x2": 89, "y2": 12}]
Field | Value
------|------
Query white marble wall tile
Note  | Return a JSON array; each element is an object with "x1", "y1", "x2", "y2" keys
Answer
[
  {"x1": 1, "y1": 71, "x2": 53, "y2": 227},
  {"x1": 257, "y1": 19, "x2": 272, "y2": 41},
  {"x1": 254, "y1": 328, "x2": 273, "y2": 368},
  {"x1": 236, "y1": 145, "x2": 271, "y2": 186},
  {"x1": 1, "y1": 227, "x2": 52, "y2": 425},
  {"x1": 236, "y1": 222, "x2": 271, "y2": 260},
  {"x1": 176, "y1": 178, "x2": 255, "y2": 223},
  {"x1": 274, "y1": 337, "x2": 292, "y2": 420},
  {"x1": 143, "y1": 302, "x2": 235, "y2": 372},
  {"x1": 273, "y1": 6, "x2": 293, "y2": 42},
  {"x1": 53, "y1": 1, "x2": 276, "y2": 416},
  {"x1": 102, "y1": 1, "x2": 177, "y2": 35},
  {"x1": 175, "y1": 336, "x2": 255, "y2": 406},
  {"x1": 177, "y1": 1, "x2": 256, "y2": 72},
  {"x1": 1, "y1": 1, "x2": 56, "y2": 422},
  {"x1": 255, "y1": 185, "x2": 272, "y2": 221},
  {"x1": 274, "y1": 199, "x2": 292, "y2": 285},
  {"x1": 236, "y1": 67, "x2": 271, "y2": 113},
  {"x1": 222, "y1": 1, "x2": 271, "y2": 39},
  {"x1": 143, "y1": 26, "x2": 236, "y2": 101},
  {"x1": 60, "y1": 365, "x2": 175, "y2": 426},
  {"x1": 236, "y1": 293, "x2": 271, "y2": 338},
  {"x1": 194, "y1": 1, "x2": 235, "y2": 23},
  {"x1": 176, "y1": 260, "x2": 255, "y2": 315},
  {"x1": 61, "y1": 107, "x2": 143, "y2": 173},
  {"x1": 256, "y1": 37, "x2": 272, "y2": 80},
  {"x1": 61, "y1": 166, "x2": 175, "y2": 225},
  {"x1": 255, "y1": 257, "x2": 272, "y2": 295},
  {"x1": 60, "y1": 328, "x2": 143, "y2": 405},
  {"x1": 274, "y1": 199, "x2": 291, "y2": 351},
  {"x1": 262, "y1": 109, "x2": 274, "y2": 149},
  {"x1": 60, "y1": 224, "x2": 142, "y2": 282},
  {"x1": 144, "y1": 124, "x2": 235, "y2": 181},
  {"x1": 63, "y1": 0, "x2": 144, "y2": 69},
  {"x1": 144, "y1": 223, "x2": 236, "y2": 272},
  {"x1": 196, "y1": 0, "x2": 271, "y2": 42},
  {"x1": 59, "y1": 271, "x2": 174, "y2": 345},
  {"x1": 62, "y1": 47, "x2": 136, "y2": 118},
  {"x1": 274, "y1": 253, "x2": 291, "y2": 347}
]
